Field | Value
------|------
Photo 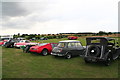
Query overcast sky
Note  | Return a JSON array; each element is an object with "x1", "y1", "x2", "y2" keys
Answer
[{"x1": 1, "y1": 0, "x2": 119, "y2": 35}]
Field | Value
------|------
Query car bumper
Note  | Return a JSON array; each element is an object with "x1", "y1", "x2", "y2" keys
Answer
[{"x1": 51, "y1": 52, "x2": 65, "y2": 56}]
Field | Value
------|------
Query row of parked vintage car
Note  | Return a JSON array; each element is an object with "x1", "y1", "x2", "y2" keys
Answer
[{"x1": 1, "y1": 37, "x2": 120, "y2": 66}]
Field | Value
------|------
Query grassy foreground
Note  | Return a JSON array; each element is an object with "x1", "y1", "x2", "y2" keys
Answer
[{"x1": 2, "y1": 38, "x2": 119, "y2": 78}]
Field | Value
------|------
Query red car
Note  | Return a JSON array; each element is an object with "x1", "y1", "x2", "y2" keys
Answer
[
  {"x1": 68, "y1": 36, "x2": 78, "y2": 40},
  {"x1": 0, "y1": 41, "x2": 4, "y2": 46},
  {"x1": 0, "y1": 40, "x2": 9, "y2": 46},
  {"x1": 29, "y1": 43, "x2": 58, "y2": 56}
]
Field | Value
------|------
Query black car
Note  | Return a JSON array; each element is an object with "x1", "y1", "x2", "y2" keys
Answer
[
  {"x1": 51, "y1": 40, "x2": 85, "y2": 59},
  {"x1": 84, "y1": 37, "x2": 120, "y2": 66},
  {"x1": 4, "y1": 39, "x2": 19, "y2": 48},
  {"x1": 40, "y1": 37, "x2": 48, "y2": 40}
]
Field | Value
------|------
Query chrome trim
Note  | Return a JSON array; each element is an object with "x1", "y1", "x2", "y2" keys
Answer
[
  {"x1": 85, "y1": 46, "x2": 88, "y2": 57},
  {"x1": 100, "y1": 46, "x2": 103, "y2": 59}
]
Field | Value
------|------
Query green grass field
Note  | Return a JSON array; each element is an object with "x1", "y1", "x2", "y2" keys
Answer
[
  {"x1": 2, "y1": 38, "x2": 119, "y2": 78},
  {"x1": 32, "y1": 38, "x2": 86, "y2": 46}
]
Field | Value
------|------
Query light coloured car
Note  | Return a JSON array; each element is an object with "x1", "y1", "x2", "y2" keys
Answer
[{"x1": 14, "y1": 40, "x2": 38, "y2": 48}]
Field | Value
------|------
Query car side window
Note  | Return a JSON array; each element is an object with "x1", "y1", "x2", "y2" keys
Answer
[
  {"x1": 75, "y1": 42, "x2": 84, "y2": 49},
  {"x1": 68, "y1": 43, "x2": 76, "y2": 48},
  {"x1": 75, "y1": 43, "x2": 82, "y2": 47}
]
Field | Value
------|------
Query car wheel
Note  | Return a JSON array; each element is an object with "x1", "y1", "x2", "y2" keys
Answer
[
  {"x1": 10, "y1": 45, "x2": 13, "y2": 48},
  {"x1": 5, "y1": 45, "x2": 8, "y2": 48},
  {"x1": 104, "y1": 54, "x2": 112, "y2": 66},
  {"x1": 88, "y1": 45, "x2": 100, "y2": 57},
  {"x1": 117, "y1": 55, "x2": 120, "y2": 59},
  {"x1": 42, "y1": 49, "x2": 48, "y2": 56},
  {"x1": 65, "y1": 53, "x2": 72, "y2": 59},
  {"x1": 11, "y1": 44, "x2": 14, "y2": 48},
  {"x1": 84, "y1": 58, "x2": 90, "y2": 63}
]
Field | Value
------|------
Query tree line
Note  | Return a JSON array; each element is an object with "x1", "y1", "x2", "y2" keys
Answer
[{"x1": 13, "y1": 31, "x2": 120, "y2": 39}]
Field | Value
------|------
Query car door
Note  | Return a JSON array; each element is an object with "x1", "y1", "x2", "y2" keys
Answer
[
  {"x1": 67, "y1": 42, "x2": 78, "y2": 56},
  {"x1": 75, "y1": 42, "x2": 85, "y2": 55}
]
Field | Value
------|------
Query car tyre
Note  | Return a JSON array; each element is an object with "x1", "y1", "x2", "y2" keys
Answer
[
  {"x1": 65, "y1": 53, "x2": 72, "y2": 59},
  {"x1": 42, "y1": 49, "x2": 48, "y2": 56},
  {"x1": 104, "y1": 54, "x2": 112, "y2": 66},
  {"x1": 117, "y1": 55, "x2": 120, "y2": 59},
  {"x1": 5, "y1": 45, "x2": 8, "y2": 48},
  {"x1": 10, "y1": 44, "x2": 14, "y2": 48},
  {"x1": 84, "y1": 58, "x2": 90, "y2": 63}
]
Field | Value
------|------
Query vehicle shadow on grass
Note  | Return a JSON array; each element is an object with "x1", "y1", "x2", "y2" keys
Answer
[
  {"x1": 82, "y1": 59, "x2": 119, "y2": 67},
  {"x1": 28, "y1": 52, "x2": 52, "y2": 57},
  {"x1": 29, "y1": 53, "x2": 43, "y2": 56},
  {"x1": 52, "y1": 56, "x2": 80, "y2": 60}
]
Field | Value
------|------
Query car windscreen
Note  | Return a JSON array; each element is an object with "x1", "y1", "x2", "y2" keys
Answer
[
  {"x1": 10, "y1": 39, "x2": 18, "y2": 42},
  {"x1": 25, "y1": 41, "x2": 30, "y2": 43},
  {"x1": 51, "y1": 43, "x2": 58, "y2": 48},
  {"x1": 57, "y1": 43, "x2": 66, "y2": 48},
  {"x1": 38, "y1": 43, "x2": 48, "y2": 46},
  {"x1": 19, "y1": 40, "x2": 24, "y2": 43}
]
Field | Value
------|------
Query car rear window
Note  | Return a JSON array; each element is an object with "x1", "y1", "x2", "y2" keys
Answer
[{"x1": 91, "y1": 39, "x2": 101, "y2": 43}]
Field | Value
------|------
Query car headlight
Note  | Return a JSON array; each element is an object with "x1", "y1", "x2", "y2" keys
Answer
[{"x1": 57, "y1": 49, "x2": 62, "y2": 52}]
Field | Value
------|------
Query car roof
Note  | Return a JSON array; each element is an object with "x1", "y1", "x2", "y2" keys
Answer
[{"x1": 59, "y1": 40, "x2": 80, "y2": 43}]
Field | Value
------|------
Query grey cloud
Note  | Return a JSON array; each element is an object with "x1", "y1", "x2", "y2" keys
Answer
[
  {"x1": 2, "y1": 2, "x2": 49, "y2": 30},
  {"x1": 2, "y1": 2, "x2": 32, "y2": 30},
  {"x1": 2, "y1": 2, "x2": 28, "y2": 17},
  {"x1": 2, "y1": 18, "x2": 32, "y2": 30}
]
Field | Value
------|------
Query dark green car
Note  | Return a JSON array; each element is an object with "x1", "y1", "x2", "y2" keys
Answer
[{"x1": 51, "y1": 40, "x2": 85, "y2": 59}]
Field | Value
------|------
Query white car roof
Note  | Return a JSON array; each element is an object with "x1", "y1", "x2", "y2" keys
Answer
[{"x1": 59, "y1": 40, "x2": 80, "y2": 43}]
